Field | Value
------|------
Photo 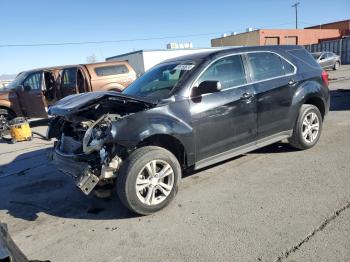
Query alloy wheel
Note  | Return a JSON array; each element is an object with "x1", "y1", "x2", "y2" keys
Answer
[
  {"x1": 302, "y1": 112, "x2": 319, "y2": 143},
  {"x1": 135, "y1": 160, "x2": 174, "y2": 206}
]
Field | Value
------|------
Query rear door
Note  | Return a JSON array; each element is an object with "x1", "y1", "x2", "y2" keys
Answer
[
  {"x1": 326, "y1": 53, "x2": 336, "y2": 68},
  {"x1": 17, "y1": 71, "x2": 48, "y2": 118},
  {"x1": 246, "y1": 51, "x2": 297, "y2": 139},
  {"x1": 191, "y1": 54, "x2": 257, "y2": 162}
]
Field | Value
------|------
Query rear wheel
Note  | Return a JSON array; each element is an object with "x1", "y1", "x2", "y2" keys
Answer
[
  {"x1": 288, "y1": 104, "x2": 322, "y2": 150},
  {"x1": 0, "y1": 109, "x2": 15, "y2": 137},
  {"x1": 117, "y1": 146, "x2": 181, "y2": 215},
  {"x1": 333, "y1": 61, "x2": 340, "y2": 70}
]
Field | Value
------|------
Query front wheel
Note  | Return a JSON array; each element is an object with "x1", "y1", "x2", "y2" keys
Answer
[
  {"x1": 333, "y1": 61, "x2": 340, "y2": 70},
  {"x1": 288, "y1": 104, "x2": 323, "y2": 150},
  {"x1": 0, "y1": 109, "x2": 15, "y2": 137},
  {"x1": 117, "y1": 146, "x2": 181, "y2": 215}
]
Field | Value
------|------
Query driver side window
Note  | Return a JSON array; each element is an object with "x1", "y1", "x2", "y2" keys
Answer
[
  {"x1": 24, "y1": 72, "x2": 42, "y2": 90},
  {"x1": 198, "y1": 55, "x2": 247, "y2": 90}
]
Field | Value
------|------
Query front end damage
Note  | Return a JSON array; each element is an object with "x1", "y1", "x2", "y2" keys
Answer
[{"x1": 47, "y1": 92, "x2": 155, "y2": 196}]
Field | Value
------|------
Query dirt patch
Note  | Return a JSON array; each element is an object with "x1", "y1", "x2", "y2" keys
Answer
[{"x1": 11, "y1": 178, "x2": 66, "y2": 194}]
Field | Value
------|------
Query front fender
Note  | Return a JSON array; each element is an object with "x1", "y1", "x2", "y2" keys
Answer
[
  {"x1": 0, "y1": 96, "x2": 22, "y2": 117},
  {"x1": 110, "y1": 101, "x2": 195, "y2": 164}
]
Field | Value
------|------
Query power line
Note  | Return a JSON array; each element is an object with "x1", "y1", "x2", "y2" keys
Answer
[
  {"x1": 0, "y1": 22, "x2": 295, "y2": 48},
  {"x1": 0, "y1": 32, "x2": 220, "y2": 48}
]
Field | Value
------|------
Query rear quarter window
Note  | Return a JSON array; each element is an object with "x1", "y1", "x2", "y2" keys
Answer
[
  {"x1": 94, "y1": 65, "x2": 129, "y2": 77},
  {"x1": 287, "y1": 48, "x2": 320, "y2": 69}
]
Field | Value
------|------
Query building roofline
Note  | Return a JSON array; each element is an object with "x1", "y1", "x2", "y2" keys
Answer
[
  {"x1": 305, "y1": 19, "x2": 350, "y2": 29},
  {"x1": 211, "y1": 29, "x2": 260, "y2": 41},
  {"x1": 211, "y1": 28, "x2": 341, "y2": 41}
]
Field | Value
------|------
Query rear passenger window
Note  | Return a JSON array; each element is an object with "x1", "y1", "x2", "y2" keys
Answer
[
  {"x1": 247, "y1": 52, "x2": 292, "y2": 81},
  {"x1": 95, "y1": 65, "x2": 129, "y2": 76},
  {"x1": 198, "y1": 55, "x2": 247, "y2": 90},
  {"x1": 281, "y1": 59, "x2": 295, "y2": 74}
]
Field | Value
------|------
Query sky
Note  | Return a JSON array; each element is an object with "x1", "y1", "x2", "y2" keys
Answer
[{"x1": 0, "y1": 0, "x2": 349, "y2": 75}]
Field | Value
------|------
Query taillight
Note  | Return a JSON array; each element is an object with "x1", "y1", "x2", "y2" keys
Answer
[{"x1": 322, "y1": 71, "x2": 329, "y2": 87}]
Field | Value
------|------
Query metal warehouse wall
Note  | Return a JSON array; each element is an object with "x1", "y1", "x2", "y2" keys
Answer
[{"x1": 305, "y1": 38, "x2": 350, "y2": 64}]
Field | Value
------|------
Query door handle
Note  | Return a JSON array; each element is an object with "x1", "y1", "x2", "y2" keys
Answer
[
  {"x1": 241, "y1": 92, "x2": 254, "y2": 99},
  {"x1": 241, "y1": 92, "x2": 254, "y2": 103},
  {"x1": 288, "y1": 79, "x2": 297, "y2": 86}
]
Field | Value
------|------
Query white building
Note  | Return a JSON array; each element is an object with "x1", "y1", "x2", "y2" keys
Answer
[
  {"x1": 0, "y1": 80, "x2": 12, "y2": 89},
  {"x1": 106, "y1": 48, "x2": 224, "y2": 76}
]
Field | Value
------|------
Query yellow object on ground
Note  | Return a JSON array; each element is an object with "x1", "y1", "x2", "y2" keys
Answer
[{"x1": 9, "y1": 117, "x2": 32, "y2": 143}]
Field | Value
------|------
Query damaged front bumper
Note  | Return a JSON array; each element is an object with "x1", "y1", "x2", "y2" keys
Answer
[{"x1": 49, "y1": 141, "x2": 122, "y2": 195}]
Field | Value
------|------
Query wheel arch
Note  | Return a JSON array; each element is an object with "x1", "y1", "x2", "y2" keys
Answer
[
  {"x1": 137, "y1": 134, "x2": 188, "y2": 169},
  {"x1": 0, "y1": 105, "x2": 17, "y2": 117},
  {"x1": 304, "y1": 96, "x2": 326, "y2": 119},
  {"x1": 97, "y1": 82, "x2": 125, "y2": 92},
  {"x1": 292, "y1": 80, "x2": 328, "y2": 122}
]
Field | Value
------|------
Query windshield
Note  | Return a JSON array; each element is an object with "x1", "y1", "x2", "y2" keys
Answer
[
  {"x1": 312, "y1": 53, "x2": 322, "y2": 59},
  {"x1": 5, "y1": 72, "x2": 27, "y2": 90},
  {"x1": 123, "y1": 61, "x2": 196, "y2": 99}
]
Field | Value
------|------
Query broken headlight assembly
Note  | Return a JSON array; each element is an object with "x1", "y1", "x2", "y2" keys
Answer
[{"x1": 82, "y1": 114, "x2": 113, "y2": 154}]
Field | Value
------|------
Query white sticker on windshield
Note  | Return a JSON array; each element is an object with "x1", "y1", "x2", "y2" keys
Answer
[{"x1": 174, "y1": 64, "x2": 195, "y2": 71}]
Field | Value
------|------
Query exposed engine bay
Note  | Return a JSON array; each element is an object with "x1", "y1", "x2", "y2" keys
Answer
[{"x1": 48, "y1": 92, "x2": 156, "y2": 195}]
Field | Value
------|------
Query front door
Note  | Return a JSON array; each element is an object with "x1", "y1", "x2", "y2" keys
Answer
[
  {"x1": 318, "y1": 53, "x2": 329, "y2": 68},
  {"x1": 190, "y1": 54, "x2": 257, "y2": 162},
  {"x1": 17, "y1": 71, "x2": 48, "y2": 118}
]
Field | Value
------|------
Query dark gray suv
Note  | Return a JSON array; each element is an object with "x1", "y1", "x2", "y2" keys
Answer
[{"x1": 48, "y1": 45, "x2": 330, "y2": 215}]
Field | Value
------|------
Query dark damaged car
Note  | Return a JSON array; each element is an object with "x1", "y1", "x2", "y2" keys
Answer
[{"x1": 48, "y1": 46, "x2": 330, "y2": 215}]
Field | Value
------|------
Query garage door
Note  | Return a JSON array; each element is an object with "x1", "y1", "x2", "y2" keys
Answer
[
  {"x1": 285, "y1": 36, "x2": 298, "y2": 45},
  {"x1": 264, "y1": 37, "x2": 280, "y2": 45}
]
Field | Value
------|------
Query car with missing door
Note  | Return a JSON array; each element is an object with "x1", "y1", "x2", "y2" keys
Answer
[
  {"x1": 0, "y1": 61, "x2": 136, "y2": 136},
  {"x1": 312, "y1": 51, "x2": 341, "y2": 70},
  {"x1": 48, "y1": 45, "x2": 330, "y2": 215}
]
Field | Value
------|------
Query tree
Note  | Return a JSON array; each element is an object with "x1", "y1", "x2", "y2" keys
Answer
[{"x1": 86, "y1": 54, "x2": 98, "y2": 63}]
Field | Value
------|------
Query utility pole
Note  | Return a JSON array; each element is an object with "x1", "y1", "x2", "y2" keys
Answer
[{"x1": 292, "y1": 2, "x2": 300, "y2": 29}]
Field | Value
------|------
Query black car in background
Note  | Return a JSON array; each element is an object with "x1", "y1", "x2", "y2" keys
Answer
[
  {"x1": 312, "y1": 51, "x2": 341, "y2": 70},
  {"x1": 48, "y1": 45, "x2": 330, "y2": 215}
]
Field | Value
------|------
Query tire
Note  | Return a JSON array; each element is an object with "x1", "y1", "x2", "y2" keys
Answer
[
  {"x1": 333, "y1": 61, "x2": 340, "y2": 70},
  {"x1": 117, "y1": 146, "x2": 181, "y2": 215},
  {"x1": 288, "y1": 104, "x2": 323, "y2": 150},
  {"x1": 0, "y1": 108, "x2": 15, "y2": 137}
]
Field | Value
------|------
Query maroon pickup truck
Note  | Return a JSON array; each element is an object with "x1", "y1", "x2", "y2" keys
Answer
[{"x1": 0, "y1": 61, "x2": 136, "y2": 135}]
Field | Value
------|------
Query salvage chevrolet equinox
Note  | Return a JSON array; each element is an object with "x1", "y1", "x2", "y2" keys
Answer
[{"x1": 48, "y1": 46, "x2": 330, "y2": 215}]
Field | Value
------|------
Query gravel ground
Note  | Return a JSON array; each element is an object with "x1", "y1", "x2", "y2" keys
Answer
[{"x1": 0, "y1": 65, "x2": 349, "y2": 262}]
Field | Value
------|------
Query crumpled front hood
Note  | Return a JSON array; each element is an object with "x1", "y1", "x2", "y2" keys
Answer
[{"x1": 48, "y1": 91, "x2": 157, "y2": 117}]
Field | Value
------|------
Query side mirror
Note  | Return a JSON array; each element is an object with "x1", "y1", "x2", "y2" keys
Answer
[
  {"x1": 16, "y1": 85, "x2": 24, "y2": 92},
  {"x1": 192, "y1": 81, "x2": 222, "y2": 97},
  {"x1": 23, "y1": 85, "x2": 31, "y2": 91}
]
